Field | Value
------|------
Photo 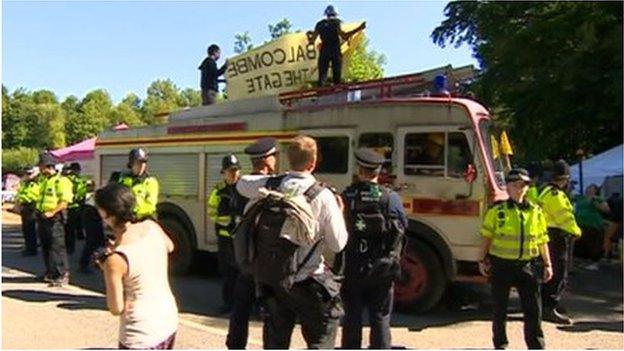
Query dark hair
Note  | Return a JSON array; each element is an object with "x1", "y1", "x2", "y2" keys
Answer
[
  {"x1": 208, "y1": 44, "x2": 220, "y2": 56},
  {"x1": 95, "y1": 183, "x2": 136, "y2": 227}
]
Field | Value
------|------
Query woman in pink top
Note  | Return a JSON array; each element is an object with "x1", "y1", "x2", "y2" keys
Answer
[{"x1": 95, "y1": 183, "x2": 179, "y2": 349}]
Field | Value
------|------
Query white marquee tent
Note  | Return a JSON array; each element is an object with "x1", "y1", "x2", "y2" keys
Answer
[{"x1": 571, "y1": 144, "x2": 623, "y2": 194}]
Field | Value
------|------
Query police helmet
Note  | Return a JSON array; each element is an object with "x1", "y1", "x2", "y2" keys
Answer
[
  {"x1": 324, "y1": 5, "x2": 338, "y2": 17},
  {"x1": 221, "y1": 154, "x2": 241, "y2": 172},
  {"x1": 553, "y1": 159, "x2": 571, "y2": 179},
  {"x1": 128, "y1": 148, "x2": 148, "y2": 164},
  {"x1": 38, "y1": 152, "x2": 57, "y2": 167}
]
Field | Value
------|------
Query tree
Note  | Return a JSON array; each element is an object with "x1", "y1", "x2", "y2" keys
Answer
[
  {"x1": 432, "y1": 2, "x2": 623, "y2": 161},
  {"x1": 109, "y1": 92, "x2": 144, "y2": 128},
  {"x1": 65, "y1": 89, "x2": 113, "y2": 143},
  {"x1": 269, "y1": 18, "x2": 292, "y2": 39},
  {"x1": 142, "y1": 79, "x2": 183, "y2": 124},
  {"x1": 234, "y1": 31, "x2": 254, "y2": 54},
  {"x1": 343, "y1": 38, "x2": 386, "y2": 83},
  {"x1": 180, "y1": 88, "x2": 202, "y2": 108}
]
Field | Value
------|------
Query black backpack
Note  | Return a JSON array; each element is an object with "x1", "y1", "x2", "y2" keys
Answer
[
  {"x1": 343, "y1": 184, "x2": 405, "y2": 284},
  {"x1": 233, "y1": 176, "x2": 325, "y2": 291}
]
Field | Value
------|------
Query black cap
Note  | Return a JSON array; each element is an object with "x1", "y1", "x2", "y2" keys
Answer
[
  {"x1": 355, "y1": 148, "x2": 385, "y2": 169},
  {"x1": 553, "y1": 159, "x2": 571, "y2": 179},
  {"x1": 38, "y1": 152, "x2": 57, "y2": 167},
  {"x1": 129, "y1": 148, "x2": 148, "y2": 163},
  {"x1": 244, "y1": 137, "x2": 277, "y2": 159},
  {"x1": 221, "y1": 154, "x2": 240, "y2": 172},
  {"x1": 505, "y1": 168, "x2": 531, "y2": 183}
]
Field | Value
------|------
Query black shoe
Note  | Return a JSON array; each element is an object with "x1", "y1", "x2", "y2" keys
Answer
[
  {"x1": 543, "y1": 308, "x2": 573, "y2": 325},
  {"x1": 38, "y1": 273, "x2": 53, "y2": 282},
  {"x1": 48, "y1": 273, "x2": 70, "y2": 287}
]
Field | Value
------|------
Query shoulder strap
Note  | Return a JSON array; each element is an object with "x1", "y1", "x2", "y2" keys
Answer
[
  {"x1": 265, "y1": 175, "x2": 287, "y2": 191},
  {"x1": 303, "y1": 181, "x2": 326, "y2": 203},
  {"x1": 295, "y1": 240, "x2": 322, "y2": 274},
  {"x1": 379, "y1": 186, "x2": 393, "y2": 217}
]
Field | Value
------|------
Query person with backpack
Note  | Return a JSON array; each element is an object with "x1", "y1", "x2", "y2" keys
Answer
[
  {"x1": 227, "y1": 137, "x2": 278, "y2": 349},
  {"x1": 236, "y1": 135, "x2": 348, "y2": 349},
  {"x1": 341, "y1": 148, "x2": 407, "y2": 349},
  {"x1": 35, "y1": 152, "x2": 74, "y2": 287},
  {"x1": 208, "y1": 154, "x2": 247, "y2": 313}
]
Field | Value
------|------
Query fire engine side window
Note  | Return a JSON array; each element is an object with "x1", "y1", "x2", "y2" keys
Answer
[
  {"x1": 358, "y1": 133, "x2": 393, "y2": 172},
  {"x1": 315, "y1": 136, "x2": 349, "y2": 174},
  {"x1": 447, "y1": 132, "x2": 472, "y2": 178},
  {"x1": 404, "y1": 132, "x2": 445, "y2": 176}
]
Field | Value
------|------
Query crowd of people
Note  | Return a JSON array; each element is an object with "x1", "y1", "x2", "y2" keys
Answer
[{"x1": 11, "y1": 133, "x2": 623, "y2": 349}]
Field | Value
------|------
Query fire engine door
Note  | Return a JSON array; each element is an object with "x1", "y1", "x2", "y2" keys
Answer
[{"x1": 396, "y1": 125, "x2": 478, "y2": 201}]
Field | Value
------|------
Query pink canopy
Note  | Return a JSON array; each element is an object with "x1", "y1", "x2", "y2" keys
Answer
[{"x1": 51, "y1": 137, "x2": 96, "y2": 161}]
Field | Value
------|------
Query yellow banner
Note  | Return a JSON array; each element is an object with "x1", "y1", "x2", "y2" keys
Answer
[
  {"x1": 225, "y1": 22, "x2": 365, "y2": 101},
  {"x1": 490, "y1": 135, "x2": 500, "y2": 159},
  {"x1": 500, "y1": 130, "x2": 514, "y2": 155}
]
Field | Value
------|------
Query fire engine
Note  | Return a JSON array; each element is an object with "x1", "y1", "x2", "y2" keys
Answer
[{"x1": 94, "y1": 65, "x2": 507, "y2": 311}]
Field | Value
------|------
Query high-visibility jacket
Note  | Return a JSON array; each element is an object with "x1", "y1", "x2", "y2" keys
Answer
[
  {"x1": 537, "y1": 184, "x2": 582, "y2": 237},
  {"x1": 481, "y1": 199, "x2": 549, "y2": 260},
  {"x1": 67, "y1": 174, "x2": 88, "y2": 209},
  {"x1": 118, "y1": 172, "x2": 159, "y2": 220},
  {"x1": 525, "y1": 184, "x2": 540, "y2": 204},
  {"x1": 207, "y1": 181, "x2": 246, "y2": 238},
  {"x1": 36, "y1": 173, "x2": 74, "y2": 213},
  {"x1": 16, "y1": 178, "x2": 41, "y2": 205}
]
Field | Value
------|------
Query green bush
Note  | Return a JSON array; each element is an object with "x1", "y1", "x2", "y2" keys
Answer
[{"x1": 2, "y1": 147, "x2": 39, "y2": 174}]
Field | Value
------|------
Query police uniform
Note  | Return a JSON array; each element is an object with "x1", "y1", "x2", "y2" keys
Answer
[
  {"x1": 341, "y1": 148, "x2": 408, "y2": 349},
  {"x1": 117, "y1": 148, "x2": 159, "y2": 220},
  {"x1": 226, "y1": 139, "x2": 276, "y2": 350},
  {"x1": 16, "y1": 169, "x2": 41, "y2": 256},
  {"x1": 64, "y1": 164, "x2": 88, "y2": 254},
  {"x1": 208, "y1": 155, "x2": 246, "y2": 312},
  {"x1": 36, "y1": 153, "x2": 74, "y2": 285},
  {"x1": 537, "y1": 160, "x2": 581, "y2": 323}
]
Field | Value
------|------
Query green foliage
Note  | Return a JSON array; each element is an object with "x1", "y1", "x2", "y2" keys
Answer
[
  {"x1": 343, "y1": 38, "x2": 386, "y2": 83},
  {"x1": 234, "y1": 31, "x2": 254, "y2": 54},
  {"x1": 2, "y1": 147, "x2": 39, "y2": 174},
  {"x1": 180, "y1": 88, "x2": 202, "y2": 108},
  {"x1": 269, "y1": 18, "x2": 292, "y2": 39},
  {"x1": 142, "y1": 79, "x2": 184, "y2": 124},
  {"x1": 432, "y1": 1, "x2": 623, "y2": 161}
]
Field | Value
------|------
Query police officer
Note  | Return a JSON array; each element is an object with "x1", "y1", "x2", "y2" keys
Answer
[
  {"x1": 63, "y1": 162, "x2": 88, "y2": 254},
  {"x1": 341, "y1": 148, "x2": 408, "y2": 349},
  {"x1": 36, "y1": 153, "x2": 74, "y2": 286},
  {"x1": 537, "y1": 160, "x2": 581, "y2": 325},
  {"x1": 117, "y1": 148, "x2": 159, "y2": 220},
  {"x1": 479, "y1": 168, "x2": 553, "y2": 349},
  {"x1": 16, "y1": 167, "x2": 41, "y2": 256},
  {"x1": 79, "y1": 180, "x2": 106, "y2": 274},
  {"x1": 226, "y1": 138, "x2": 277, "y2": 349},
  {"x1": 209, "y1": 154, "x2": 246, "y2": 313}
]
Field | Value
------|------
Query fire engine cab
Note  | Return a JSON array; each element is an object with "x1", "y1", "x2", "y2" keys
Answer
[{"x1": 94, "y1": 66, "x2": 507, "y2": 311}]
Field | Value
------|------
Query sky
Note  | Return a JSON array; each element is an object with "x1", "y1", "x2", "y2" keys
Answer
[{"x1": 2, "y1": 0, "x2": 476, "y2": 103}]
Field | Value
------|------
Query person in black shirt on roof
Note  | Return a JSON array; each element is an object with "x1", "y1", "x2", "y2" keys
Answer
[
  {"x1": 199, "y1": 44, "x2": 228, "y2": 105},
  {"x1": 307, "y1": 5, "x2": 366, "y2": 87}
]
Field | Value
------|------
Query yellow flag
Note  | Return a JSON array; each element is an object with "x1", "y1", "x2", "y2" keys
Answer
[
  {"x1": 224, "y1": 22, "x2": 365, "y2": 101},
  {"x1": 490, "y1": 135, "x2": 500, "y2": 159},
  {"x1": 500, "y1": 130, "x2": 514, "y2": 155}
]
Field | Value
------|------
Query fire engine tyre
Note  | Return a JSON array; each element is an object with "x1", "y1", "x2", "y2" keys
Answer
[
  {"x1": 394, "y1": 239, "x2": 447, "y2": 312},
  {"x1": 159, "y1": 216, "x2": 193, "y2": 275}
]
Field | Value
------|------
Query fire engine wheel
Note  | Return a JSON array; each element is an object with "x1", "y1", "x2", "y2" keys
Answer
[
  {"x1": 394, "y1": 239, "x2": 446, "y2": 312},
  {"x1": 159, "y1": 216, "x2": 193, "y2": 275}
]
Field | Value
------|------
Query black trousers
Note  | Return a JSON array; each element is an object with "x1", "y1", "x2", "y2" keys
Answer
[
  {"x1": 37, "y1": 214, "x2": 69, "y2": 278},
  {"x1": 491, "y1": 257, "x2": 544, "y2": 349},
  {"x1": 318, "y1": 48, "x2": 342, "y2": 86},
  {"x1": 20, "y1": 203, "x2": 38, "y2": 254},
  {"x1": 341, "y1": 280, "x2": 394, "y2": 349},
  {"x1": 542, "y1": 228, "x2": 571, "y2": 309},
  {"x1": 65, "y1": 206, "x2": 83, "y2": 254},
  {"x1": 226, "y1": 273, "x2": 256, "y2": 349},
  {"x1": 80, "y1": 205, "x2": 106, "y2": 269},
  {"x1": 261, "y1": 279, "x2": 342, "y2": 349},
  {"x1": 217, "y1": 235, "x2": 239, "y2": 308}
]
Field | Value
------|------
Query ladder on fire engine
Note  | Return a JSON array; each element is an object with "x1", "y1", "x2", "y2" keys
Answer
[{"x1": 278, "y1": 64, "x2": 475, "y2": 110}]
